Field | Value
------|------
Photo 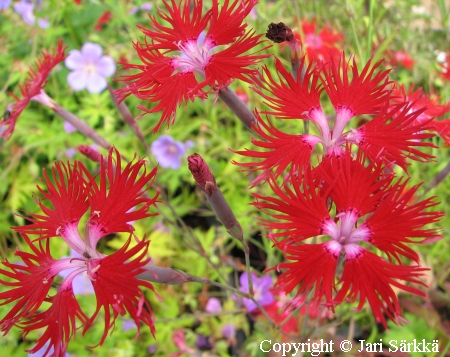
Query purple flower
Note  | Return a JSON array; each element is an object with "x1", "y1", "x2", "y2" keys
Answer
[
  {"x1": 0, "y1": 0, "x2": 11, "y2": 10},
  {"x1": 195, "y1": 334, "x2": 212, "y2": 351},
  {"x1": 141, "y1": 2, "x2": 152, "y2": 10},
  {"x1": 238, "y1": 272, "x2": 274, "y2": 312},
  {"x1": 222, "y1": 324, "x2": 236, "y2": 339},
  {"x1": 14, "y1": 0, "x2": 35, "y2": 25},
  {"x1": 151, "y1": 135, "x2": 193, "y2": 169},
  {"x1": 37, "y1": 18, "x2": 49, "y2": 28},
  {"x1": 28, "y1": 342, "x2": 71, "y2": 357},
  {"x1": 64, "y1": 121, "x2": 77, "y2": 134},
  {"x1": 121, "y1": 319, "x2": 137, "y2": 331},
  {"x1": 205, "y1": 297, "x2": 222, "y2": 313},
  {"x1": 65, "y1": 42, "x2": 115, "y2": 94},
  {"x1": 65, "y1": 148, "x2": 76, "y2": 158}
]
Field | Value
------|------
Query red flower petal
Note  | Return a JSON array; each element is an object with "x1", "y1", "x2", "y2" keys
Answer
[
  {"x1": 335, "y1": 249, "x2": 427, "y2": 328},
  {"x1": 80, "y1": 147, "x2": 159, "y2": 248},
  {"x1": 3, "y1": 40, "x2": 66, "y2": 139},
  {"x1": 204, "y1": 30, "x2": 268, "y2": 88},
  {"x1": 252, "y1": 168, "x2": 331, "y2": 244},
  {"x1": 0, "y1": 235, "x2": 55, "y2": 333},
  {"x1": 21, "y1": 285, "x2": 87, "y2": 357},
  {"x1": 300, "y1": 19, "x2": 344, "y2": 62},
  {"x1": 316, "y1": 151, "x2": 393, "y2": 216},
  {"x1": 357, "y1": 102, "x2": 436, "y2": 170},
  {"x1": 13, "y1": 161, "x2": 89, "y2": 240},
  {"x1": 365, "y1": 178, "x2": 443, "y2": 263},
  {"x1": 84, "y1": 238, "x2": 156, "y2": 346},
  {"x1": 276, "y1": 243, "x2": 338, "y2": 307},
  {"x1": 321, "y1": 54, "x2": 392, "y2": 129},
  {"x1": 208, "y1": 0, "x2": 257, "y2": 46},
  {"x1": 233, "y1": 112, "x2": 320, "y2": 186},
  {"x1": 117, "y1": 49, "x2": 206, "y2": 133},
  {"x1": 138, "y1": 0, "x2": 210, "y2": 51},
  {"x1": 252, "y1": 56, "x2": 323, "y2": 120}
]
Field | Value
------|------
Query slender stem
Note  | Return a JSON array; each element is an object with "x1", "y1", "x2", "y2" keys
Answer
[
  {"x1": 108, "y1": 85, "x2": 148, "y2": 150},
  {"x1": 243, "y1": 241, "x2": 254, "y2": 297},
  {"x1": 218, "y1": 87, "x2": 256, "y2": 130},
  {"x1": 52, "y1": 104, "x2": 111, "y2": 150},
  {"x1": 423, "y1": 161, "x2": 450, "y2": 194},
  {"x1": 366, "y1": 0, "x2": 376, "y2": 62}
]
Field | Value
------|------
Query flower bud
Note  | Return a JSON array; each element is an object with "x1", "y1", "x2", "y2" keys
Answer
[
  {"x1": 77, "y1": 145, "x2": 102, "y2": 163},
  {"x1": 187, "y1": 153, "x2": 216, "y2": 191},
  {"x1": 188, "y1": 154, "x2": 243, "y2": 240}
]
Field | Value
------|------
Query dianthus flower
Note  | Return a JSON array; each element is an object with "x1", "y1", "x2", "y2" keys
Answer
[
  {"x1": 253, "y1": 151, "x2": 442, "y2": 327},
  {"x1": 387, "y1": 50, "x2": 415, "y2": 71},
  {"x1": 3, "y1": 40, "x2": 66, "y2": 139},
  {"x1": 393, "y1": 84, "x2": 450, "y2": 145},
  {"x1": 117, "y1": 0, "x2": 268, "y2": 132},
  {"x1": 235, "y1": 55, "x2": 435, "y2": 186},
  {"x1": 0, "y1": 148, "x2": 159, "y2": 357},
  {"x1": 297, "y1": 19, "x2": 343, "y2": 62}
]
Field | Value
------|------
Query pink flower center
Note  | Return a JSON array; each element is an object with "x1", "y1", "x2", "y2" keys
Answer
[
  {"x1": 305, "y1": 33, "x2": 322, "y2": 49},
  {"x1": 171, "y1": 33, "x2": 215, "y2": 76},
  {"x1": 321, "y1": 210, "x2": 371, "y2": 257}
]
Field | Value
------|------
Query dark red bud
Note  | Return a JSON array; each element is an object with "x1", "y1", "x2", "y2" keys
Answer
[
  {"x1": 77, "y1": 145, "x2": 102, "y2": 163},
  {"x1": 266, "y1": 22, "x2": 295, "y2": 43},
  {"x1": 187, "y1": 154, "x2": 216, "y2": 189}
]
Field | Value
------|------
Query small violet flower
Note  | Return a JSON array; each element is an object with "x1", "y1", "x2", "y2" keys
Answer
[
  {"x1": 63, "y1": 121, "x2": 77, "y2": 134},
  {"x1": 238, "y1": 272, "x2": 274, "y2": 312},
  {"x1": 28, "y1": 342, "x2": 71, "y2": 357},
  {"x1": 151, "y1": 135, "x2": 194, "y2": 170},
  {"x1": 65, "y1": 42, "x2": 115, "y2": 94},
  {"x1": 0, "y1": 0, "x2": 11, "y2": 10},
  {"x1": 195, "y1": 334, "x2": 212, "y2": 351},
  {"x1": 122, "y1": 319, "x2": 137, "y2": 332},
  {"x1": 222, "y1": 324, "x2": 236, "y2": 339},
  {"x1": 14, "y1": 0, "x2": 35, "y2": 25},
  {"x1": 14, "y1": 0, "x2": 49, "y2": 28},
  {"x1": 205, "y1": 297, "x2": 222, "y2": 313}
]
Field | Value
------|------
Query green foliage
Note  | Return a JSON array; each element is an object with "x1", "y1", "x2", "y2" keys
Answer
[{"x1": 0, "y1": 0, "x2": 449, "y2": 356}]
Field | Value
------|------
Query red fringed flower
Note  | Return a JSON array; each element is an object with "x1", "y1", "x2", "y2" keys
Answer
[
  {"x1": 236, "y1": 53, "x2": 434, "y2": 182},
  {"x1": 392, "y1": 84, "x2": 450, "y2": 146},
  {"x1": 117, "y1": 0, "x2": 268, "y2": 132},
  {"x1": 297, "y1": 19, "x2": 344, "y2": 62},
  {"x1": 3, "y1": 40, "x2": 66, "y2": 139},
  {"x1": 1, "y1": 147, "x2": 159, "y2": 357},
  {"x1": 387, "y1": 50, "x2": 415, "y2": 71},
  {"x1": 255, "y1": 151, "x2": 442, "y2": 328}
]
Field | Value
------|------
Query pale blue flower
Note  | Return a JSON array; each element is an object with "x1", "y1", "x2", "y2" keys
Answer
[
  {"x1": 65, "y1": 42, "x2": 115, "y2": 94},
  {"x1": 151, "y1": 135, "x2": 194, "y2": 169}
]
